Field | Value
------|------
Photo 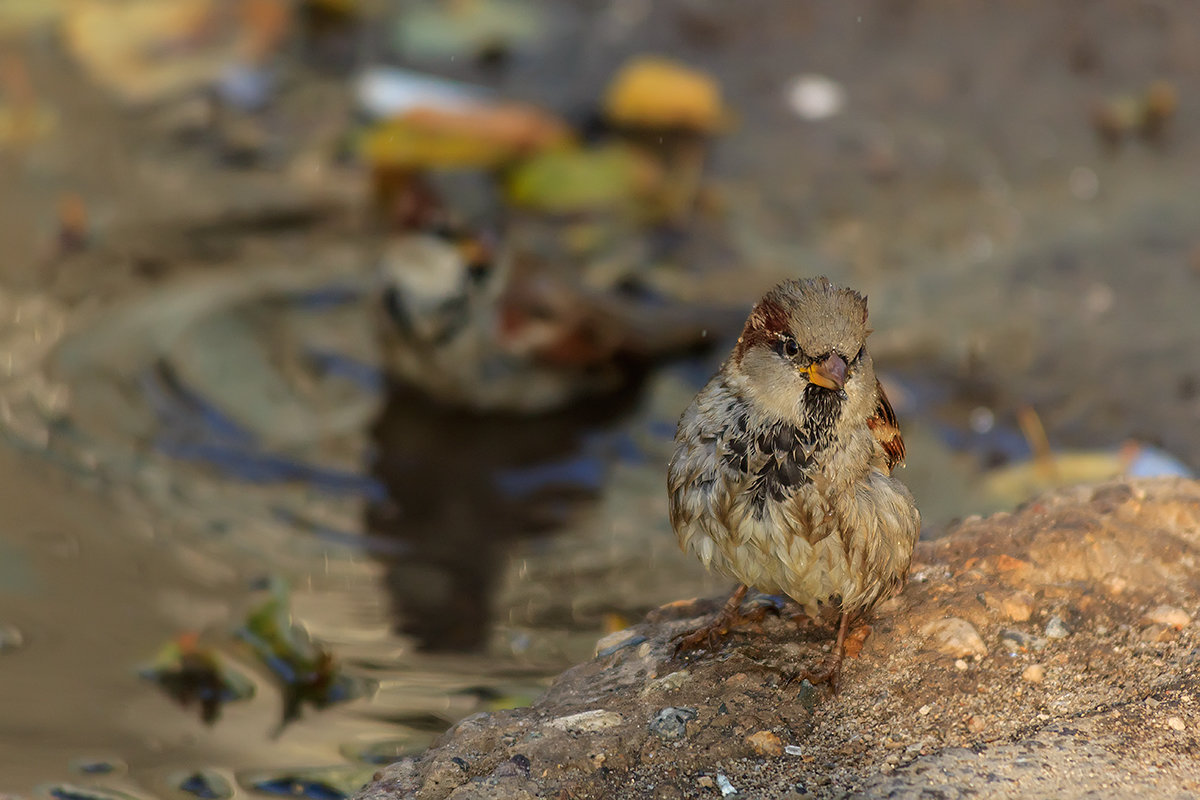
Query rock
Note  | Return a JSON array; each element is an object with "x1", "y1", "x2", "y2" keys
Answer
[
  {"x1": 594, "y1": 629, "x2": 647, "y2": 657},
  {"x1": 921, "y1": 617, "x2": 988, "y2": 658},
  {"x1": 746, "y1": 730, "x2": 784, "y2": 757},
  {"x1": 984, "y1": 590, "x2": 1035, "y2": 622},
  {"x1": 546, "y1": 709, "x2": 623, "y2": 733},
  {"x1": 641, "y1": 669, "x2": 691, "y2": 695},
  {"x1": 1044, "y1": 615, "x2": 1070, "y2": 639},
  {"x1": 353, "y1": 479, "x2": 1200, "y2": 800},
  {"x1": 422, "y1": 757, "x2": 469, "y2": 794},
  {"x1": 1140, "y1": 605, "x2": 1191, "y2": 629},
  {"x1": 1021, "y1": 664, "x2": 1046, "y2": 684},
  {"x1": 999, "y1": 629, "x2": 1047, "y2": 654},
  {"x1": 649, "y1": 707, "x2": 697, "y2": 740}
]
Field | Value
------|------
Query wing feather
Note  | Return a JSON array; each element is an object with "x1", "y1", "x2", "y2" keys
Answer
[{"x1": 866, "y1": 378, "x2": 906, "y2": 472}]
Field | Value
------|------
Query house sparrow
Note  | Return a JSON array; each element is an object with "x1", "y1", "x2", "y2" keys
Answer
[{"x1": 667, "y1": 277, "x2": 920, "y2": 689}]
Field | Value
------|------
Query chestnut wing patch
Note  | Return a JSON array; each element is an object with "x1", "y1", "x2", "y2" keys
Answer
[{"x1": 867, "y1": 378, "x2": 906, "y2": 472}]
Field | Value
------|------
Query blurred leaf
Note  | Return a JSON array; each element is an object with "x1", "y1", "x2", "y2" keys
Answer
[
  {"x1": 0, "y1": 0, "x2": 67, "y2": 34},
  {"x1": 234, "y1": 577, "x2": 373, "y2": 727},
  {"x1": 505, "y1": 144, "x2": 659, "y2": 214},
  {"x1": 139, "y1": 633, "x2": 256, "y2": 725},
  {"x1": 979, "y1": 450, "x2": 1123, "y2": 507},
  {"x1": 393, "y1": 0, "x2": 547, "y2": 62},
  {"x1": 61, "y1": 0, "x2": 235, "y2": 105},
  {"x1": 360, "y1": 103, "x2": 571, "y2": 169},
  {"x1": 604, "y1": 56, "x2": 729, "y2": 133}
]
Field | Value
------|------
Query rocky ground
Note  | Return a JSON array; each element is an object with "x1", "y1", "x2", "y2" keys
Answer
[{"x1": 354, "y1": 478, "x2": 1200, "y2": 799}]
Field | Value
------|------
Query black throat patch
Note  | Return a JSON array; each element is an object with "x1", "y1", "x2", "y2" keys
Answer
[{"x1": 719, "y1": 383, "x2": 844, "y2": 516}]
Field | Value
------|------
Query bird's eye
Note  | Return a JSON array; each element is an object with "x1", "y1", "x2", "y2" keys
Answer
[{"x1": 782, "y1": 338, "x2": 800, "y2": 358}]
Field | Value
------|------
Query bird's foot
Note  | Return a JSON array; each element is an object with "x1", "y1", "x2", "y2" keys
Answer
[
  {"x1": 783, "y1": 614, "x2": 869, "y2": 695},
  {"x1": 672, "y1": 585, "x2": 759, "y2": 657}
]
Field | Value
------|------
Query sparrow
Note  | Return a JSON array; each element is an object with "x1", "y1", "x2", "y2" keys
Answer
[{"x1": 667, "y1": 277, "x2": 920, "y2": 689}]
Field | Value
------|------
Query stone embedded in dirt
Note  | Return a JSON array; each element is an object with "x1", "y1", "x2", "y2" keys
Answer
[
  {"x1": 352, "y1": 479, "x2": 1200, "y2": 800},
  {"x1": 1044, "y1": 615, "x2": 1070, "y2": 639},
  {"x1": 546, "y1": 709, "x2": 623, "y2": 733},
  {"x1": 746, "y1": 730, "x2": 784, "y2": 757},
  {"x1": 1140, "y1": 605, "x2": 1191, "y2": 629},
  {"x1": 920, "y1": 617, "x2": 988, "y2": 658},
  {"x1": 648, "y1": 707, "x2": 697, "y2": 740},
  {"x1": 984, "y1": 590, "x2": 1035, "y2": 622}
]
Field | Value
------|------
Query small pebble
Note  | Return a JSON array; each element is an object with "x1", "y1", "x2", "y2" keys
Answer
[
  {"x1": 746, "y1": 730, "x2": 783, "y2": 757},
  {"x1": 649, "y1": 707, "x2": 697, "y2": 740},
  {"x1": 918, "y1": 705, "x2": 931, "y2": 716},
  {"x1": 1141, "y1": 606, "x2": 1191, "y2": 630},
  {"x1": 1044, "y1": 615, "x2": 1070, "y2": 639},
  {"x1": 922, "y1": 617, "x2": 988, "y2": 658},
  {"x1": 697, "y1": 776, "x2": 715, "y2": 789},
  {"x1": 1167, "y1": 717, "x2": 1186, "y2": 732},
  {"x1": 641, "y1": 670, "x2": 691, "y2": 695},
  {"x1": 1000, "y1": 629, "x2": 1047, "y2": 653},
  {"x1": 595, "y1": 629, "x2": 647, "y2": 657},
  {"x1": 1140, "y1": 624, "x2": 1177, "y2": 643},
  {"x1": 1022, "y1": 664, "x2": 1046, "y2": 684},
  {"x1": 716, "y1": 773, "x2": 737, "y2": 797},
  {"x1": 1000, "y1": 591, "x2": 1035, "y2": 622},
  {"x1": 954, "y1": 659, "x2": 969, "y2": 671},
  {"x1": 784, "y1": 745, "x2": 804, "y2": 756},
  {"x1": 785, "y1": 74, "x2": 845, "y2": 120},
  {"x1": 966, "y1": 715, "x2": 986, "y2": 734}
]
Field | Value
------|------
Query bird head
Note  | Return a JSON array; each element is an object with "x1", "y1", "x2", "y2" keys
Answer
[{"x1": 730, "y1": 277, "x2": 876, "y2": 425}]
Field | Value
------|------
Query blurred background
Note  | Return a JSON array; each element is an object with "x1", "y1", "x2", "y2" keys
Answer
[{"x1": 0, "y1": 0, "x2": 1198, "y2": 795}]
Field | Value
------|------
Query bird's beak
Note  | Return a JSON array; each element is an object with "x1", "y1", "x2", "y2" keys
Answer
[{"x1": 807, "y1": 353, "x2": 847, "y2": 391}]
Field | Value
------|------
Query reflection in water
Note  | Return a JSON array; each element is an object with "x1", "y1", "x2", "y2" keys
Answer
[{"x1": 364, "y1": 380, "x2": 644, "y2": 651}]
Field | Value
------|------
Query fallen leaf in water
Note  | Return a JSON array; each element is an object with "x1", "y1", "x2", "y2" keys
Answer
[
  {"x1": 139, "y1": 632, "x2": 256, "y2": 725},
  {"x1": 234, "y1": 577, "x2": 373, "y2": 727}
]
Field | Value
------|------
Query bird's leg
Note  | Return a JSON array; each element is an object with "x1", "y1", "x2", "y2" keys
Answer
[
  {"x1": 673, "y1": 584, "x2": 752, "y2": 655},
  {"x1": 796, "y1": 611, "x2": 853, "y2": 694}
]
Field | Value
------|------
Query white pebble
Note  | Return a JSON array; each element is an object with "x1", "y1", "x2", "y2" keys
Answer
[
  {"x1": 922, "y1": 617, "x2": 989, "y2": 658},
  {"x1": 716, "y1": 773, "x2": 737, "y2": 796},
  {"x1": 918, "y1": 704, "x2": 931, "y2": 716},
  {"x1": 955, "y1": 659, "x2": 969, "y2": 671},
  {"x1": 1167, "y1": 717, "x2": 1186, "y2": 732},
  {"x1": 785, "y1": 74, "x2": 846, "y2": 120},
  {"x1": 784, "y1": 745, "x2": 804, "y2": 756},
  {"x1": 546, "y1": 709, "x2": 623, "y2": 733},
  {"x1": 1045, "y1": 615, "x2": 1070, "y2": 639}
]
